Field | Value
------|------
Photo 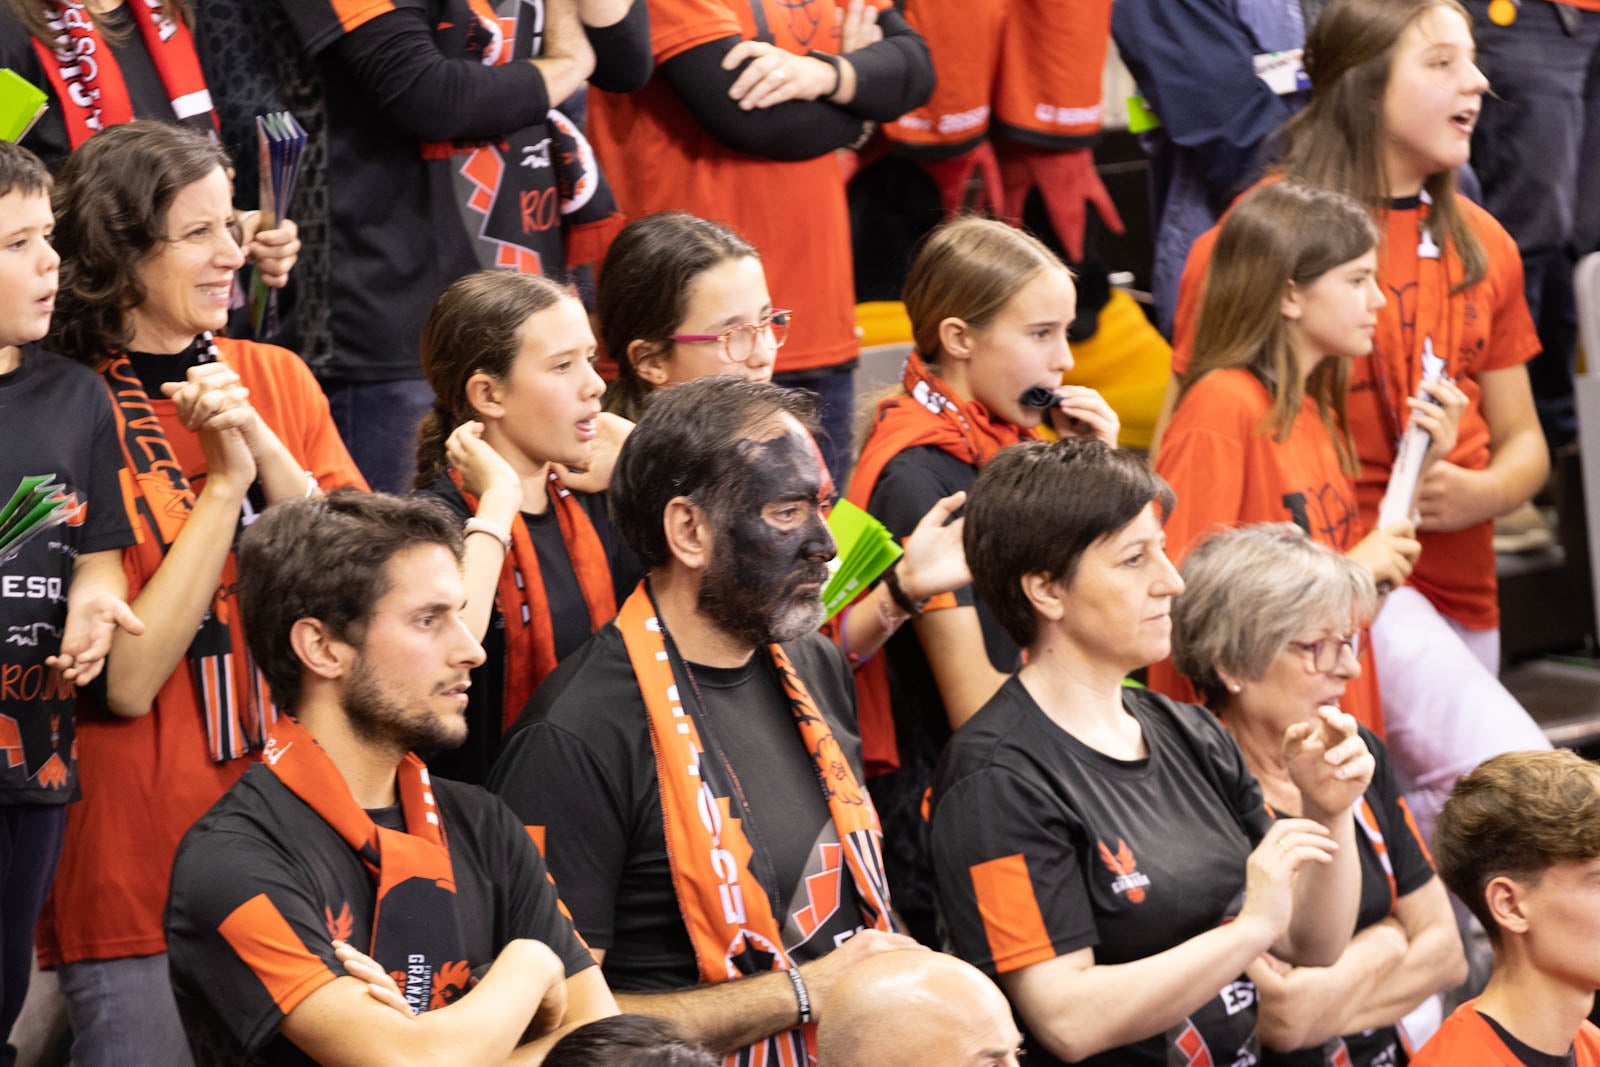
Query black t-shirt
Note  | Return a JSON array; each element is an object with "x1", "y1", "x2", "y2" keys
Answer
[
  {"x1": 931, "y1": 680, "x2": 1275, "y2": 1067},
  {"x1": 864, "y1": 445, "x2": 1019, "y2": 925},
  {"x1": 419, "y1": 474, "x2": 641, "y2": 785},
  {"x1": 0, "y1": 4, "x2": 179, "y2": 172},
  {"x1": 270, "y1": 0, "x2": 647, "y2": 384},
  {"x1": 0, "y1": 348, "x2": 133, "y2": 804},
  {"x1": 488, "y1": 625, "x2": 868, "y2": 993},
  {"x1": 166, "y1": 765, "x2": 596, "y2": 1065},
  {"x1": 1266, "y1": 728, "x2": 1435, "y2": 1067}
]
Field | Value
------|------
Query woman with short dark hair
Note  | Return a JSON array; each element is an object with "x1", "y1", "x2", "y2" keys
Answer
[
  {"x1": 38, "y1": 120, "x2": 363, "y2": 1067},
  {"x1": 931, "y1": 437, "x2": 1372, "y2": 1067}
]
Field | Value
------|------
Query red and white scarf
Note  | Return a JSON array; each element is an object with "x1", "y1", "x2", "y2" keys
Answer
[{"x1": 31, "y1": 0, "x2": 218, "y2": 148}]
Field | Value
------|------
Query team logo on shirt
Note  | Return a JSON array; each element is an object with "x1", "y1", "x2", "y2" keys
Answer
[
  {"x1": 430, "y1": 960, "x2": 473, "y2": 1009},
  {"x1": 323, "y1": 902, "x2": 354, "y2": 943},
  {"x1": 1096, "y1": 838, "x2": 1150, "y2": 903}
]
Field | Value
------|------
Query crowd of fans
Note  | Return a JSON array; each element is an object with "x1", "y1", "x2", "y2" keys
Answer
[{"x1": 2, "y1": 0, "x2": 1599, "y2": 1064}]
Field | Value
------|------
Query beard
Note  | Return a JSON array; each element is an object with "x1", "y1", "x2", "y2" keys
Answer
[
  {"x1": 343, "y1": 656, "x2": 466, "y2": 754},
  {"x1": 698, "y1": 550, "x2": 829, "y2": 647}
]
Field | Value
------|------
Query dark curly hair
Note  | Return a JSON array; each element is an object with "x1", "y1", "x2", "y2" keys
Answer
[{"x1": 47, "y1": 120, "x2": 230, "y2": 365}]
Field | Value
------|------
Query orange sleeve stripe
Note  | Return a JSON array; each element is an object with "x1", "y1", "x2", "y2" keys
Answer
[
  {"x1": 1397, "y1": 797, "x2": 1435, "y2": 868},
  {"x1": 218, "y1": 893, "x2": 337, "y2": 1016},
  {"x1": 526, "y1": 825, "x2": 547, "y2": 856},
  {"x1": 328, "y1": 0, "x2": 396, "y2": 33},
  {"x1": 970, "y1": 854, "x2": 1057, "y2": 973}
]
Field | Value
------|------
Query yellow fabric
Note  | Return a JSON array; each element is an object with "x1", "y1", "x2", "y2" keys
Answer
[
  {"x1": 1059, "y1": 288, "x2": 1171, "y2": 451},
  {"x1": 856, "y1": 301, "x2": 914, "y2": 349},
  {"x1": 854, "y1": 290, "x2": 1171, "y2": 450}
]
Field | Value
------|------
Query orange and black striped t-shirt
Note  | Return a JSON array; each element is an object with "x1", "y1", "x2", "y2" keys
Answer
[{"x1": 165, "y1": 766, "x2": 595, "y2": 1063}]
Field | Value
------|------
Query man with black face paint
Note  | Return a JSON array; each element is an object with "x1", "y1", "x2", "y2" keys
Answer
[{"x1": 489, "y1": 376, "x2": 926, "y2": 1066}]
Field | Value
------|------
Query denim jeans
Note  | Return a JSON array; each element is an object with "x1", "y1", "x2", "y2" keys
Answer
[
  {"x1": 324, "y1": 378, "x2": 437, "y2": 495},
  {"x1": 57, "y1": 954, "x2": 193, "y2": 1067},
  {"x1": 0, "y1": 806, "x2": 66, "y2": 1067}
]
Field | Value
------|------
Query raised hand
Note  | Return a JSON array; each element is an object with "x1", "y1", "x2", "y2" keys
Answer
[
  {"x1": 1048, "y1": 385, "x2": 1119, "y2": 447},
  {"x1": 1236, "y1": 817, "x2": 1338, "y2": 944},
  {"x1": 894, "y1": 491, "x2": 969, "y2": 600},
  {"x1": 1283, "y1": 705, "x2": 1374, "y2": 817}
]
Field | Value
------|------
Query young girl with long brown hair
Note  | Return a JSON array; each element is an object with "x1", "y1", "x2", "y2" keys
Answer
[
  {"x1": 1154, "y1": 0, "x2": 1551, "y2": 839},
  {"x1": 1152, "y1": 181, "x2": 1464, "y2": 733}
]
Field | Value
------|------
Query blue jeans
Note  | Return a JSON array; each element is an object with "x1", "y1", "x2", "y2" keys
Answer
[
  {"x1": 1469, "y1": 0, "x2": 1600, "y2": 448},
  {"x1": 772, "y1": 365, "x2": 857, "y2": 493},
  {"x1": 324, "y1": 378, "x2": 437, "y2": 495},
  {"x1": 0, "y1": 806, "x2": 65, "y2": 1067},
  {"x1": 57, "y1": 954, "x2": 192, "y2": 1067}
]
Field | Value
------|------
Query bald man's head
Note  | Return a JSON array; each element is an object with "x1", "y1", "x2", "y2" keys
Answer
[{"x1": 815, "y1": 951, "x2": 1022, "y2": 1067}]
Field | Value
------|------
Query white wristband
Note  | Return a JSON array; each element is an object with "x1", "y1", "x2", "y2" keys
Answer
[{"x1": 463, "y1": 517, "x2": 512, "y2": 553}]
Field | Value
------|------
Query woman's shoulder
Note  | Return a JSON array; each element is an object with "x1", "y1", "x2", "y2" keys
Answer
[
  {"x1": 1181, "y1": 367, "x2": 1269, "y2": 406},
  {"x1": 213, "y1": 336, "x2": 314, "y2": 378},
  {"x1": 1168, "y1": 369, "x2": 1269, "y2": 435}
]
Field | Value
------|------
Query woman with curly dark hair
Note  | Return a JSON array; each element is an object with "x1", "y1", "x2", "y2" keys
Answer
[{"x1": 36, "y1": 120, "x2": 363, "y2": 1067}]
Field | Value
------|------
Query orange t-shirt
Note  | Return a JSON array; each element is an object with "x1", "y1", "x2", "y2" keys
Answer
[
  {"x1": 992, "y1": 0, "x2": 1112, "y2": 146},
  {"x1": 587, "y1": 0, "x2": 869, "y2": 375},
  {"x1": 884, "y1": 0, "x2": 1006, "y2": 155},
  {"x1": 36, "y1": 338, "x2": 366, "y2": 967},
  {"x1": 1149, "y1": 369, "x2": 1382, "y2": 732},
  {"x1": 1171, "y1": 194, "x2": 1539, "y2": 631},
  {"x1": 1412, "y1": 1001, "x2": 1600, "y2": 1066}
]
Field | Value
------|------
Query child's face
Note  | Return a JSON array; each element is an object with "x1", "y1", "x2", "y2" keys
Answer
[
  {"x1": 0, "y1": 189, "x2": 59, "y2": 350},
  {"x1": 1381, "y1": 6, "x2": 1488, "y2": 192},
  {"x1": 1514, "y1": 857, "x2": 1600, "y2": 993},
  {"x1": 1285, "y1": 249, "x2": 1386, "y2": 366},
  {"x1": 964, "y1": 266, "x2": 1077, "y2": 428}
]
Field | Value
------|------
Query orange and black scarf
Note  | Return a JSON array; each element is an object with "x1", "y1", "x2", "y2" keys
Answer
[
  {"x1": 99, "y1": 335, "x2": 273, "y2": 762},
  {"x1": 32, "y1": 0, "x2": 218, "y2": 149},
  {"x1": 844, "y1": 351, "x2": 1035, "y2": 775},
  {"x1": 260, "y1": 715, "x2": 472, "y2": 1012},
  {"x1": 616, "y1": 583, "x2": 894, "y2": 1067},
  {"x1": 451, "y1": 468, "x2": 615, "y2": 728}
]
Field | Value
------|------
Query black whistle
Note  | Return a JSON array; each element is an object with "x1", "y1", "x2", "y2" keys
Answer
[{"x1": 1019, "y1": 386, "x2": 1057, "y2": 409}]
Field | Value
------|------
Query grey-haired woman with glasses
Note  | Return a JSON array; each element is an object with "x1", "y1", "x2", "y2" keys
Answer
[{"x1": 1171, "y1": 522, "x2": 1467, "y2": 1067}]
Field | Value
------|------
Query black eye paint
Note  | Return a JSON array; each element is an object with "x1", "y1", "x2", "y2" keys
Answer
[{"x1": 697, "y1": 429, "x2": 837, "y2": 646}]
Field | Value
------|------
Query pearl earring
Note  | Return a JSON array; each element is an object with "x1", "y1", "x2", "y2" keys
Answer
[{"x1": 1229, "y1": 683, "x2": 1241, "y2": 693}]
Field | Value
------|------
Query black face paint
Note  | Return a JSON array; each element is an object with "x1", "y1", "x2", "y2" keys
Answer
[{"x1": 698, "y1": 429, "x2": 837, "y2": 646}]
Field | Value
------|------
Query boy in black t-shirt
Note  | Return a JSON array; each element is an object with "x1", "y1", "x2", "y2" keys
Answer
[
  {"x1": 0, "y1": 141, "x2": 140, "y2": 1059},
  {"x1": 164, "y1": 492, "x2": 617, "y2": 1065}
]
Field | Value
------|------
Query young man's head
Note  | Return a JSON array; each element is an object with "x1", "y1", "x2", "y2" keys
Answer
[
  {"x1": 1434, "y1": 750, "x2": 1600, "y2": 989},
  {"x1": 0, "y1": 141, "x2": 58, "y2": 355},
  {"x1": 610, "y1": 375, "x2": 836, "y2": 646},
  {"x1": 237, "y1": 491, "x2": 485, "y2": 753}
]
